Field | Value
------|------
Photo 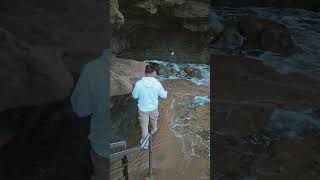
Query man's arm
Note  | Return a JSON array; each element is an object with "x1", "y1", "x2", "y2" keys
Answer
[
  {"x1": 71, "y1": 66, "x2": 92, "y2": 117},
  {"x1": 158, "y1": 83, "x2": 168, "y2": 99},
  {"x1": 132, "y1": 82, "x2": 139, "y2": 99}
]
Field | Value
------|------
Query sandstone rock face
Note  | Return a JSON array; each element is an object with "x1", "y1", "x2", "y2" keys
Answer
[
  {"x1": 111, "y1": 0, "x2": 124, "y2": 29},
  {"x1": 111, "y1": 0, "x2": 211, "y2": 64},
  {"x1": 110, "y1": 55, "x2": 147, "y2": 96},
  {"x1": 0, "y1": 32, "x2": 73, "y2": 111},
  {"x1": 0, "y1": 1, "x2": 108, "y2": 179}
]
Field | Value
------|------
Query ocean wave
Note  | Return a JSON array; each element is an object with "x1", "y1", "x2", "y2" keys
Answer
[{"x1": 213, "y1": 7, "x2": 320, "y2": 73}]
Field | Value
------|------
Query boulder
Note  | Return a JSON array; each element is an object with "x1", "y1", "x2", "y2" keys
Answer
[
  {"x1": 156, "y1": 63, "x2": 178, "y2": 76},
  {"x1": 239, "y1": 16, "x2": 297, "y2": 55},
  {"x1": 110, "y1": 55, "x2": 147, "y2": 96},
  {"x1": 211, "y1": 24, "x2": 244, "y2": 49},
  {"x1": 184, "y1": 67, "x2": 203, "y2": 79}
]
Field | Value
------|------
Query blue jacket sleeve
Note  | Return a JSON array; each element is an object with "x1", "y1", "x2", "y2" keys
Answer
[{"x1": 71, "y1": 67, "x2": 92, "y2": 117}]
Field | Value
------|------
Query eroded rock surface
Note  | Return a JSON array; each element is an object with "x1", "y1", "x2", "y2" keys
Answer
[
  {"x1": 111, "y1": 0, "x2": 212, "y2": 63},
  {"x1": 110, "y1": 55, "x2": 147, "y2": 96},
  {"x1": 212, "y1": 55, "x2": 320, "y2": 179}
]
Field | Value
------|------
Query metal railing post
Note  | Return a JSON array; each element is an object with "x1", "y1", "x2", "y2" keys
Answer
[
  {"x1": 122, "y1": 155, "x2": 129, "y2": 180},
  {"x1": 149, "y1": 134, "x2": 152, "y2": 176}
]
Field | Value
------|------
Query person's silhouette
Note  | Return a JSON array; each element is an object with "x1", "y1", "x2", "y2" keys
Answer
[{"x1": 71, "y1": 49, "x2": 110, "y2": 180}]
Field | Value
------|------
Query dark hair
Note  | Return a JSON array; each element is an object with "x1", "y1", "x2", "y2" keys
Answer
[{"x1": 145, "y1": 65, "x2": 155, "y2": 74}]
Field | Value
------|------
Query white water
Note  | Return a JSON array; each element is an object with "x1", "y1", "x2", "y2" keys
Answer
[
  {"x1": 193, "y1": 96, "x2": 210, "y2": 106},
  {"x1": 145, "y1": 60, "x2": 210, "y2": 86},
  {"x1": 213, "y1": 7, "x2": 320, "y2": 74},
  {"x1": 168, "y1": 96, "x2": 210, "y2": 159}
]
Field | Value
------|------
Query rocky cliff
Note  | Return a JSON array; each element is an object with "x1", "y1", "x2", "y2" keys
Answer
[
  {"x1": 0, "y1": 0, "x2": 108, "y2": 179},
  {"x1": 111, "y1": 0, "x2": 212, "y2": 64}
]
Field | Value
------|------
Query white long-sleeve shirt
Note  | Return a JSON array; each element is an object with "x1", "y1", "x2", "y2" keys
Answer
[
  {"x1": 132, "y1": 77, "x2": 167, "y2": 112},
  {"x1": 71, "y1": 49, "x2": 110, "y2": 158}
]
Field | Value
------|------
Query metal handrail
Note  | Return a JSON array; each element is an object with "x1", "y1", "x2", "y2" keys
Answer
[
  {"x1": 110, "y1": 134, "x2": 150, "y2": 160},
  {"x1": 110, "y1": 141, "x2": 127, "y2": 149},
  {"x1": 109, "y1": 133, "x2": 153, "y2": 176}
]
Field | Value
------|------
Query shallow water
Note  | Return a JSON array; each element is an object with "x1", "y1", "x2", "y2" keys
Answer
[
  {"x1": 212, "y1": 7, "x2": 320, "y2": 74},
  {"x1": 144, "y1": 60, "x2": 211, "y2": 159}
]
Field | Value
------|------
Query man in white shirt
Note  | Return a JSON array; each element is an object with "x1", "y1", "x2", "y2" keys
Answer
[{"x1": 132, "y1": 65, "x2": 168, "y2": 149}]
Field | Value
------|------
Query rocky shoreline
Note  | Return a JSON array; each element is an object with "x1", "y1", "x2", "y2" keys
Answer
[{"x1": 125, "y1": 79, "x2": 210, "y2": 180}]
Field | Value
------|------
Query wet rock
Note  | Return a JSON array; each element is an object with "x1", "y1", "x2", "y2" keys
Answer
[
  {"x1": 167, "y1": 63, "x2": 179, "y2": 74},
  {"x1": 177, "y1": 70, "x2": 187, "y2": 78},
  {"x1": 157, "y1": 65, "x2": 171, "y2": 76},
  {"x1": 183, "y1": 67, "x2": 202, "y2": 79},
  {"x1": 211, "y1": 24, "x2": 245, "y2": 49},
  {"x1": 157, "y1": 63, "x2": 179, "y2": 76},
  {"x1": 239, "y1": 16, "x2": 297, "y2": 55}
]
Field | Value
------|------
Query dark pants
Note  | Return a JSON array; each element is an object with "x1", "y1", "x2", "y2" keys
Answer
[{"x1": 90, "y1": 150, "x2": 110, "y2": 180}]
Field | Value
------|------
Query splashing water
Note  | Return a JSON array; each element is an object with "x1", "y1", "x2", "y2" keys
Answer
[
  {"x1": 145, "y1": 60, "x2": 210, "y2": 86},
  {"x1": 193, "y1": 96, "x2": 210, "y2": 106},
  {"x1": 212, "y1": 7, "x2": 320, "y2": 74}
]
